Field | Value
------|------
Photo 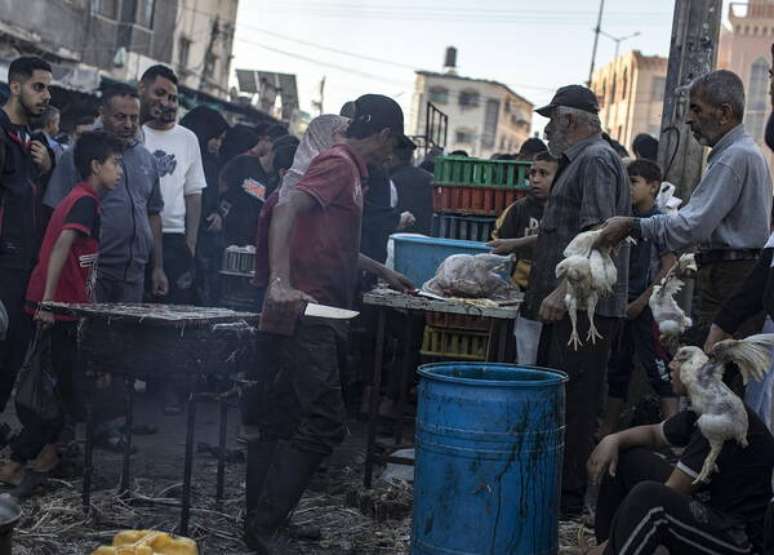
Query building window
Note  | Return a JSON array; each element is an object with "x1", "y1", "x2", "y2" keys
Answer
[
  {"x1": 455, "y1": 128, "x2": 474, "y2": 144},
  {"x1": 204, "y1": 52, "x2": 218, "y2": 78},
  {"x1": 651, "y1": 76, "x2": 666, "y2": 101},
  {"x1": 481, "y1": 98, "x2": 500, "y2": 149},
  {"x1": 135, "y1": 0, "x2": 155, "y2": 28},
  {"x1": 746, "y1": 57, "x2": 769, "y2": 141},
  {"x1": 459, "y1": 89, "x2": 480, "y2": 109},
  {"x1": 621, "y1": 69, "x2": 628, "y2": 101},
  {"x1": 178, "y1": 36, "x2": 192, "y2": 71},
  {"x1": 504, "y1": 98, "x2": 512, "y2": 113},
  {"x1": 93, "y1": 0, "x2": 119, "y2": 19},
  {"x1": 610, "y1": 77, "x2": 617, "y2": 104},
  {"x1": 429, "y1": 86, "x2": 449, "y2": 105}
]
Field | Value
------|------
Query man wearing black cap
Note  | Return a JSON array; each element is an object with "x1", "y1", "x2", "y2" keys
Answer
[
  {"x1": 526, "y1": 84, "x2": 631, "y2": 516},
  {"x1": 244, "y1": 94, "x2": 413, "y2": 552}
]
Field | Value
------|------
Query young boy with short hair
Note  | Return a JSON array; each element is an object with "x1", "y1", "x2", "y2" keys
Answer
[
  {"x1": 489, "y1": 151, "x2": 559, "y2": 364},
  {"x1": 600, "y1": 159, "x2": 678, "y2": 438},
  {"x1": 0, "y1": 130, "x2": 123, "y2": 493}
]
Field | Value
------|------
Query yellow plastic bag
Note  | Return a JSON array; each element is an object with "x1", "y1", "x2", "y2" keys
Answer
[{"x1": 91, "y1": 530, "x2": 198, "y2": 555}]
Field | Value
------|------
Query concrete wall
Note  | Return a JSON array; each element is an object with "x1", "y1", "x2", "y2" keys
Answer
[
  {"x1": 0, "y1": 0, "x2": 176, "y2": 71},
  {"x1": 592, "y1": 50, "x2": 666, "y2": 153},
  {"x1": 172, "y1": 0, "x2": 238, "y2": 97},
  {"x1": 719, "y1": 1, "x2": 774, "y2": 180}
]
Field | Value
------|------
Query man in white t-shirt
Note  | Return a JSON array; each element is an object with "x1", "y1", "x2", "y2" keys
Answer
[{"x1": 139, "y1": 65, "x2": 206, "y2": 307}]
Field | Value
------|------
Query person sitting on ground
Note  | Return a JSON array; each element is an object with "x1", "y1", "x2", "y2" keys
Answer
[
  {"x1": 0, "y1": 131, "x2": 123, "y2": 496},
  {"x1": 586, "y1": 355, "x2": 774, "y2": 555},
  {"x1": 599, "y1": 159, "x2": 678, "y2": 439},
  {"x1": 489, "y1": 151, "x2": 557, "y2": 365}
]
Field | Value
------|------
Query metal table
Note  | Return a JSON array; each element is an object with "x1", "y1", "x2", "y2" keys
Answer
[
  {"x1": 44, "y1": 302, "x2": 259, "y2": 535},
  {"x1": 361, "y1": 289, "x2": 521, "y2": 487}
]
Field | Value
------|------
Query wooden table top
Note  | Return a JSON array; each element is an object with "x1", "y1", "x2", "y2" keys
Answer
[
  {"x1": 362, "y1": 288, "x2": 521, "y2": 320},
  {"x1": 41, "y1": 302, "x2": 260, "y2": 327}
]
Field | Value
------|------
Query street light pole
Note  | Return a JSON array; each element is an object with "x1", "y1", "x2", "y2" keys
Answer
[
  {"x1": 600, "y1": 30, "x2": 642, "y2": 60},
  {"x1": 587, "y1": 0, "x2": 605, "y2": 86}
]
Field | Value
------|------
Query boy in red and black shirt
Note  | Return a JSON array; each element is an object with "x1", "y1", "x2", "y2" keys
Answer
[{"x1": 0, "y1": 131, "x2": 123, "y2": 492}]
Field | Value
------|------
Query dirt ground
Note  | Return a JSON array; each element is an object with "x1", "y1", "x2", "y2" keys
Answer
[{"x1": 0, "y1": 395, "x2": 586, "y2": 554}]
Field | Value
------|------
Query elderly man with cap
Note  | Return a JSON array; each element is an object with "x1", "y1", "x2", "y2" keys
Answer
[
  {"x1": 598, "y1": 70, "x2": 772, "y2": 349},
  {"x1": 525, "y1": 84, "x2": 631, "y2": 517},
  {"x1": 244, "y1": 94, "x2": 413, "y2": 552}
]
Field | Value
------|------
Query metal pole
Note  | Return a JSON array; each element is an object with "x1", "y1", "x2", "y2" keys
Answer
[
  {"x1": 587, "y1": 0, "x2": 606, "y2": 86},
  {"x1": 657, "y1": 0, "x2": 722, "y2": 200}
]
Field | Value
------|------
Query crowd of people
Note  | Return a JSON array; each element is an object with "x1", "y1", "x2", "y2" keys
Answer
[{"x1": 2, "y1": 49, "x2": 774, "y2": 555}]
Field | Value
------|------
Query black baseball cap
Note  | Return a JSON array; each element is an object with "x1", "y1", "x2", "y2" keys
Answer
[
  {"x1": 353, "y1": 94, "x2": 414, "y2": 148},
  {"x1": 536, "y1": 85, "x2": 600, "y2": 117}
]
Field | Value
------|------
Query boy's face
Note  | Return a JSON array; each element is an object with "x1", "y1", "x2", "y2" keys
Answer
[
  {"x1": 96, "y1": 154, "x2": 123, "y2": 190},
  {"x1": 630, "y1": 175, "x2": 658, "y2": 206},
  {"x1": 528, "y1": 160, "x2": 557, "y2": 201}
]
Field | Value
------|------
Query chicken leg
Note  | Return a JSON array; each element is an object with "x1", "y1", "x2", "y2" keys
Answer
[
  {"x1": 585, "y1": 294, "x2": 602, "y2": 345},
  {"x1": 695, "y1": 439, "x2": 723, "y2": 485},
  {"x1": 565, "y1": 293, "x2": 582, "y2": 350}
]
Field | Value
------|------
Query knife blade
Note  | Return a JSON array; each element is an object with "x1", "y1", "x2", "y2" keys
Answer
[{"x1": 304, "y1": 303, "x2": 360, "y2": 320}]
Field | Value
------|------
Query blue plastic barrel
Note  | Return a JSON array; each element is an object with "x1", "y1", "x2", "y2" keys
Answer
[{"x1": 412, "y1": 363, "x2": 568, "y2": 555}]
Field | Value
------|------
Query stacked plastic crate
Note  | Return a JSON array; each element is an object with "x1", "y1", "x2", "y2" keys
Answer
[{"x1": 423, "y1": 155, "x2": 531, "y2": 360}]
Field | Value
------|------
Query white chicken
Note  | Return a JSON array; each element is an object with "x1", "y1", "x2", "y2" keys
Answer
[
  {"x1": 649, "y1": 253, "x2": 697, "y2": 350},
  {"x1": 555, "y1": 229, "x2": 618, "y2": 350},
  {"x1": 671, "y1": 333, "x2": 774, "y2": 484}
]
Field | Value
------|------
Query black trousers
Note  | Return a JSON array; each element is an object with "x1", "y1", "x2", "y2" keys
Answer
[
  {"x1": 253, "y1": 320, "x2": 348, "y2": 456},
  {"x1": 157, "y1": 234, "x2": 194, "y2": 306},
  {"x1": 0, "y1": 267, "x2": 33, "y2": 413},
  {"x1": 685, "y1": 259, "x2": 761, "y2": 347},
  {"x1": 596, "y1": 448, "x2": 756, "y2": 555},
  {"x1": 11, "y1": 323, "x2": 78, "y2": 464},
  {"x1": 607, "y1": 307, "x2": 674, "y2": 400},
  {"x1": 537, "y1": 314, "x2": 621, "y2": 514}
]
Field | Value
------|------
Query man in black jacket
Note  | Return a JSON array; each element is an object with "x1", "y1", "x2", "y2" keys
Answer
[
  {"x1": 0, "y1": 56, "x2": 54, "y2": 414},
  {"x1": 390, "y1": 141, "x2": 432, "y2": 235}
]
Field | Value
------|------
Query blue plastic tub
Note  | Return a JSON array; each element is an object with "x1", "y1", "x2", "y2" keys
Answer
[
  {"x1": 412, "y1": 363, "x2": 568, "y2": 555},
  {"x1": 391, "y1": 235, "x2": 497, "y2": 288}
]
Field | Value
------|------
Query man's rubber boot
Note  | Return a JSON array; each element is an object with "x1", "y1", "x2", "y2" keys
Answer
[
  {"x1": 246, "y1": 439, "x2": 278, "y2": 513},
  {"x1": 244, "y1": 445, "x2": 325, "y2": 554}
]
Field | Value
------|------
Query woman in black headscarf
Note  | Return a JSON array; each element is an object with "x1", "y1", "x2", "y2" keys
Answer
[{"x1": 180, "y1": 106, "x2": 229, "y2": 306}]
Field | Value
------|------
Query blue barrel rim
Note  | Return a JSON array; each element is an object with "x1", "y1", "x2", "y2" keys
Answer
[
  {"x1": 391, "y1": 234, "x2": 490, "y2": 250},
  {"x1": 417, "y1": 362, "x2": 568, "y2": 388}
]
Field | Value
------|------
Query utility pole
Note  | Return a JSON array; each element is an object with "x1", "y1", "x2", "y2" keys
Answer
[
  {"x1": 587, "y1": 0, "x2": 605, "y2": 86},
  {"x1": 657, "y1": 0, "x2": 722, "y2": 200}
]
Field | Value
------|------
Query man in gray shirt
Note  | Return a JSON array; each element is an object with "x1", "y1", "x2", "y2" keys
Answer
[
  {"x1": 45, "y1": 84, "x2": 168, "y2": 302},
  {"x1": 599, "y1": 70, "x2": 772, "y2": 344},
  {"x1": 525, "y1": 85, "x2": 631, "y2": 517}
]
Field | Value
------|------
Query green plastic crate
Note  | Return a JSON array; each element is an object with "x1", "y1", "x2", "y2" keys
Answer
[{"x1": 433, "y1": 156, "x2": 531, "y2": 188}]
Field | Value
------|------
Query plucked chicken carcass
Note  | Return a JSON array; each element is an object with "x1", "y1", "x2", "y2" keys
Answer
[
  {"x1": 671, "y1": 333, "x2": 774, "y2": 484},
  {"x1": 649, "y1": 253, "x2": 697, "y2": 349},
  {"x1": 555, "y1": 229, "x2": 618, "y2": 350},
  {"x1": 423, "y1": 253, "x2": 518, "y2": 301}
]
